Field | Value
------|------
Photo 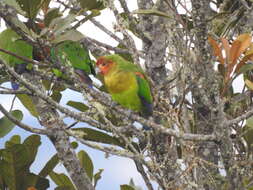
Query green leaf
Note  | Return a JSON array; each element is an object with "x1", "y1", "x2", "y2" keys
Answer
[
  {"x1": 243, "y1": 116, "x2": 253, "y2": 147},
  {"x1": 0, "y1": 110, "x2": 23, "y2": 138},
  {"x1": 16, "y1": 0, "x2": 43, "y2": 19},
  {"x1": 72, "y1": 128, "x2": 123, "y2": 147},
  {"x1": 49, "y1": 172, "x2": 75, "y2": 190},
  {"x1": 67, "y1": 101, "x2": 89, "y2": 112},
  {"x1": 132, "y1": 9, "x2": 172, "y2": 19},
  {"x1": 235, "y1": 64, "x2": 253, "y2": 76},
  {"x1": 0, "y1": 29, "x2": 19, "y2": 64},
  {"x1": 8, "y1": 39, "x2": 33, "y2": 66},
  {"x1": 39, "y1": 154, "x2": 59, "y2": 178},
  {"x1": 93, "y1": 169, "x2": 103, "y2": 187},
  {"x1": 78, "y1": 0, "x2": 104, "y2": 10},
  {"x1": 49, "y1": 14, "x2": 77, "y2": 36},
  {"x1": 44, "y1": 8, "x2": 62, "y2": 27},
  {"x1": 52, "y1": 30, "x2": 84, "y2": 44},
  {"x1": 5, "y1": 135, "x2": 21, "y2": 148},
  {"x1": 243, "y1": 124, "x2": 253, "y2": 147},
  {"x1": 17, "y1": 94, "x2": 39, "y2": 117},
  {"x1": 23, "y1": 135, "x2": 41, "y2": 166},
  {"x1": 1, "y1": 144, "x2": 31, "y2": 190},
  {"x1": 51, "y1": 84, "x2": 66, "y2": 92},
  {"x1": 50, "y1": 91, "x2": 62, "y2": 103},
  {"x1": 0, "y1": 135, "x2": 48, "y2": 190},
  {"x1": 78, "y1": 150, "x2": 93, "y2": 180},
  {"x1": 42, "y1": 80, "x2": 52, "y2": 90},
  {"x1": 120, "y1": 185, "x2": 135, "y2": 190},
  {"x1": 70, "y1": 141, "x2": 78, "y2": 149}
]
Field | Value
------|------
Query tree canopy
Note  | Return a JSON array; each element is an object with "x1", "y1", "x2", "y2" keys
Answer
[{"x1": 1, "y1": 0, "x2": 253, "y2": 190}]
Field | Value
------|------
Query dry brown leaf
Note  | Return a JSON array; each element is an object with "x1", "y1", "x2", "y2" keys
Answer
[
  {"x1": 229, "y1": 33, "x2": 252, "y2": 66},
  {"x1": 229, "y1": 40, "x2": 241, "y2": 66}
]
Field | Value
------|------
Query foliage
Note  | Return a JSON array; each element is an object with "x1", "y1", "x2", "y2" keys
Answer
[
  {"x1": 0, "y1": 110, "x2": 23, "y2": 138},
  {"x1": 0, "y1": 135, "x2": 49, "y2": 190}
]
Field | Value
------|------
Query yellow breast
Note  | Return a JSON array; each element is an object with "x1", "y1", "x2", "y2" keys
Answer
[{"x1": 104, "y1": 70, "x2": 136, "y2": 93}]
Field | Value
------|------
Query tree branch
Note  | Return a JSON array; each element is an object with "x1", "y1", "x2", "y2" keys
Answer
[{"x1": 0, "y1": 104, "x2": 48, "y2": 135}]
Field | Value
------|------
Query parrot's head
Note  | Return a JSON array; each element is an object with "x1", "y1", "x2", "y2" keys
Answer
[{"x1": 96, "y1": 57, "x2": 115, "y2": 75}]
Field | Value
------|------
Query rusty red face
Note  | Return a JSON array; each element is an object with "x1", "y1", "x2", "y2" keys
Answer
[{"x1": 96, "y1": 57, "x2": 114, "y2": 75}]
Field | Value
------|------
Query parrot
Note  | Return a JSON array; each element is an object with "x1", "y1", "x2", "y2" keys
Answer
[
  {"x1": 50, "y1": 40, "x2": 95, "y2": 87},
  {"x1": 96, "y1": 54, "x2": 153, "y2": 122},
  {"x1": 0, "y1": 29, "x2": 33, "y2": 90}
]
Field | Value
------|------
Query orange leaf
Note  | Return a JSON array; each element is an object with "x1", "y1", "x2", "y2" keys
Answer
[
  {"x1": 229, "y1": 33, "x2": 252, "y2": 66},
  {"x1": 221, "y1": 38, "x2": 230, "y2": 64},
  {"x1": 208, "y1": 36, "x2": 224, "y2": 64},
  {"x1": 229, "y1": 40, "x2": 241, "y2": 66}
]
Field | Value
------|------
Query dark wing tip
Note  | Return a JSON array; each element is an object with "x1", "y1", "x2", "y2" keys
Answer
[
  {"x1": 75, "y1": 69, "x2": 93, "y2": 87},
  {"x1": 139, "y1": 95, "x2": 153, "y2": 117}
]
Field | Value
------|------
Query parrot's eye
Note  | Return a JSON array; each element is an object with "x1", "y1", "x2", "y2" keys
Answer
[{"x1": 101, "y1": 62, "x2": 107, "y2": 67}]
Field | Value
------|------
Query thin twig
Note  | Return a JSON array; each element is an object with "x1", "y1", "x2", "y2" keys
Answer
[{"x1": 9, "y1": 95, "x2": 16, "y2": 112}]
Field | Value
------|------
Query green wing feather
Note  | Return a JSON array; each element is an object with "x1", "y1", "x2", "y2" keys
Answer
[
  {"x1": 136, "y1": 74, "x2": 153, "y2": 116},
  {"x1": 136, "y1": 75, "x2": 152, "y2": 104},
  {"x1": 51, "y1": 40, "x2": 95, "y2": 75}
]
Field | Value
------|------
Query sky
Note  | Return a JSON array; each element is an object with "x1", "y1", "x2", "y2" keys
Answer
[{"x1": 0, "y1": 1, "x2": 149, "y2": 190}]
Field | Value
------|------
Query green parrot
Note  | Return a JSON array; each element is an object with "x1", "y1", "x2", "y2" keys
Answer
[
  {"x1": 96, "y1": 54, "x2": 153, "y2": 119},
  {"x1": 50, "y1": 40, "x2": 95, "y2": 87},
  {"x1": 0, "y1": 29, "x2": 33, "y2": 89}
]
